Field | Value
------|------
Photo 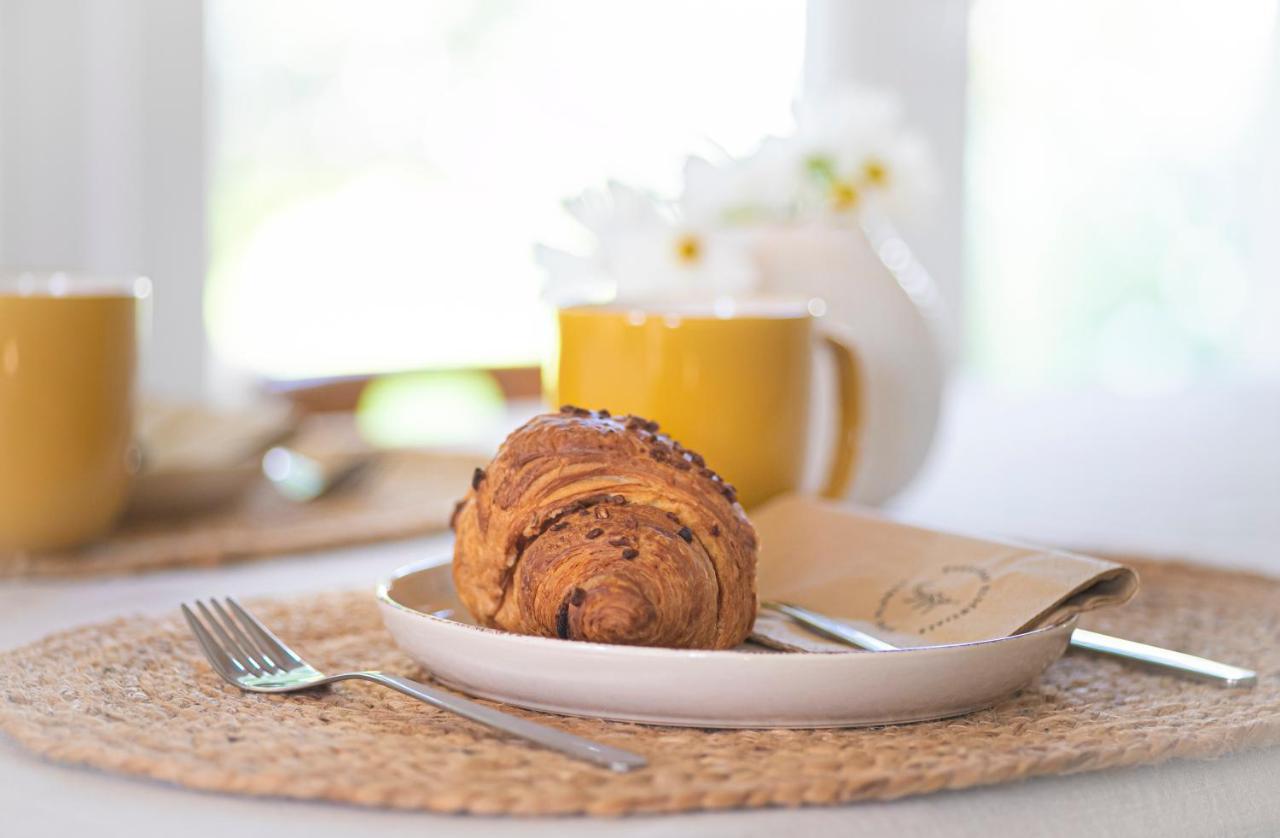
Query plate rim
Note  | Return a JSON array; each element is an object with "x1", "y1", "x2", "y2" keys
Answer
[{"x1": 376, "y1": 556, "x2": 1077, "y2": 660}]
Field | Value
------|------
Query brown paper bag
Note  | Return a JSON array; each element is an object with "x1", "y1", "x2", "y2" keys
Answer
[{"x1": 751, "y1": 495, "x2": 1138, "y2": 650}]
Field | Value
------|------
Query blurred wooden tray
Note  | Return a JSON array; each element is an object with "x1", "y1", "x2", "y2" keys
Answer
[{"x1": 0, "y1": 408, "x2": 482, "y2": 579}]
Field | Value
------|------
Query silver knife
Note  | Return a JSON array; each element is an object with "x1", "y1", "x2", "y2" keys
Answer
[
  {"x1": 763, "y1": 600, "x2": 1257, "y2": 688},
  {"x1": 1068, "y1": 628, "x2": 1256, "y2": 688}
]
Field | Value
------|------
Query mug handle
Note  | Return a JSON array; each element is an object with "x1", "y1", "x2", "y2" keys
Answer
[{"x1": 818, "y1": 329, "x2": 862, "y2": 499}]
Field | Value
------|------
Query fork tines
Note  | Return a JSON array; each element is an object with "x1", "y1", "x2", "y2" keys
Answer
[{"x1": 182, "y1": 597, "x2": 304, "y2": 680}]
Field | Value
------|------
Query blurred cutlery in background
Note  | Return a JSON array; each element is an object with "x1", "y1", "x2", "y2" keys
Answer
[{"x1": 262, "y1": 446, "x2": 377, "y2": 503}]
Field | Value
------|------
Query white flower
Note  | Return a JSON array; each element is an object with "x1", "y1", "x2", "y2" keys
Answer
[
  {"x1": 563, "y1": 180, "x2": 670, "y2": 238},
  {"x1": 538, "y1": 181, "x2": 758, "y2": 305},
  {"x1": 679, "y1": 138, "x2": 801, "y2": 225},
  {"x1": 606, "y1": 227, "x2": 757, "y2": 302},
  {"x1": 533, "y1": 243, "x2": 612, "y2": 307},
  {"x1": 792, "y1": 84, "x2": 937, "y2": 220},
  {"x1": 535, "y1": 82, "x2": 935, "y2": 304},
  {"x1": 849, "y1": 129, "x2": 938, "y2": 220}
]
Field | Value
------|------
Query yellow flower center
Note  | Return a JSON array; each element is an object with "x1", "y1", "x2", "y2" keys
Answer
[
  {"x1": 674, "y1": 233, "x2": 701, "y2": 265},
  {"x1": 830, "y1": 180, "x2": 859, "y2": 211},
  {"x1": 863, "y1": 157, "x2": 889, "y2": 187}
]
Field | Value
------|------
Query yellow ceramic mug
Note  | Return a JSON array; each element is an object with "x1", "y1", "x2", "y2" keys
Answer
[
  {"x1": 552, "y1": 300, "x2": 860, "y2": 509},
  {"x1": 0, "y1": 272, "x2": 148, "y2": 551}
]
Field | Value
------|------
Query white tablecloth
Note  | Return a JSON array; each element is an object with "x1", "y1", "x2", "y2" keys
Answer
[{"x1": 4, "y1": 383, "x2": 1279, "y2": 837}]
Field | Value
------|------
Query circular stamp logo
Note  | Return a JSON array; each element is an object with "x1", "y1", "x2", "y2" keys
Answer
[{"x1": 874, "y1": 565, "x2": 992, "y2": 635}]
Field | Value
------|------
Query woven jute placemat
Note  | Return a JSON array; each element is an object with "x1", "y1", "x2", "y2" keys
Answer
[
  {"x1": 1, "y1": 558, "x2": 1278, "y2": 816},
  {"x1": 0, "y1": 450, "x2": 477, "y2": 580}
]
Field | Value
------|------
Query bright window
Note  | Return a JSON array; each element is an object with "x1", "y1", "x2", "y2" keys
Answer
[
  {"x1": 967, "y1": 0, "x2": 1280, "y2": 392},
  {"x1": 206, "y1": 0, "x2": 805, "y2": 380}
]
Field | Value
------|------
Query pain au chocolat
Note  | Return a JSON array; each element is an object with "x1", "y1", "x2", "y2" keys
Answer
[{"x1": 450, "y1": 406, "x2": 758, "y2": 649}]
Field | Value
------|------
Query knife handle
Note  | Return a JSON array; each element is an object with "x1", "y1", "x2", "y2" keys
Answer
[{"x1": 1070, "y1": 629, "x2": 1257, "y2": 688}]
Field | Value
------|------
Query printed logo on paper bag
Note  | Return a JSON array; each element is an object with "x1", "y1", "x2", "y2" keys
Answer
[{"x1": 875, "y1": 565, "x2": 992, "y2": 635}]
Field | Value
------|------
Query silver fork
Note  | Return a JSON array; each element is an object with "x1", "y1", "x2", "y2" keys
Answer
[{"x1": 181, "y1": 598, "x2": 646, "y2": 772}]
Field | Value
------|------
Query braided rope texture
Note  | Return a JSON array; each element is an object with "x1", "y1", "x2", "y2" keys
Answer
[{"x1": 1, "y1": 558, "x2": 1277, "y2": 816}]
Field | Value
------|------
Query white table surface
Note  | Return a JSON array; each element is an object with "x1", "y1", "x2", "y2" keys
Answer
[{"x1": 4, "y1": 382, "x2": 1279, "y2": 837}]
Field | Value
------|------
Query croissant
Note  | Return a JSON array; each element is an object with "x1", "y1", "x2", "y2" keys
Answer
[{"x1": 451, "y1": 406, "x2": 758, "y2": 649}]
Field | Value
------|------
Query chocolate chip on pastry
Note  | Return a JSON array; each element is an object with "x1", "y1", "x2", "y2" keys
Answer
[{"x1": 450, "y1": 407, "x2": 758, "y2": 649}]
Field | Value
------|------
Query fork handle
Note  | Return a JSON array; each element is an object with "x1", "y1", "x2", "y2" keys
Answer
[{"x1": 348, "y1": 672, "x2": 647, "y2": 772}]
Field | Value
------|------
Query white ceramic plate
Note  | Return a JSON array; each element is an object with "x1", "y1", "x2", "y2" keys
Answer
[{"x1": 377, "y1": 559, "x2": 1075, "y2": 729}]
